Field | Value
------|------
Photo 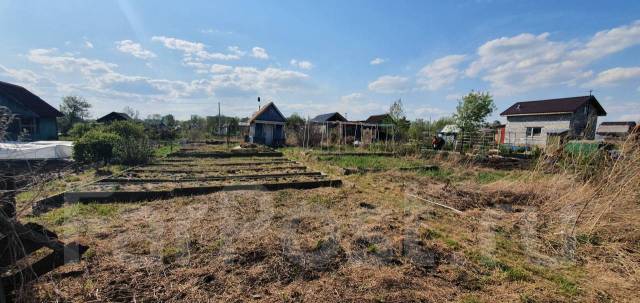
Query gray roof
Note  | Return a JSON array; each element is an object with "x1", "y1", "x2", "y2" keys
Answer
[{"x1": 311, "y1": 112, "x2": 347, "y2": 123}]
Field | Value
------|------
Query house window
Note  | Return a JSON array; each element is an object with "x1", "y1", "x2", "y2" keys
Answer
[{"x1": 526, "y1": 127, "x2": 542, "y2": 137}]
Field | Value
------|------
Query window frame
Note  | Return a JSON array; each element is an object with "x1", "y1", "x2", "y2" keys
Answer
[{"x1": 526, "y1": 127, "x2": 542, "y2": 137}]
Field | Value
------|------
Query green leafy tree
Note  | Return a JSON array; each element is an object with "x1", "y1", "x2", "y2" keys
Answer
[
  {"x1": 58, "y1": 96, "x2": 92, "y2": 135},
  {"x1": 408, "y1": 119, "x2": 429, "y2": 141},
  {"x1": 453, "y1": 91, "x2": 496, "y2": 133}
]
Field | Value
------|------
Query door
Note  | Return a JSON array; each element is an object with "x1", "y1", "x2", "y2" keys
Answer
[{"x1": 263, "y1": 124, "x2": 273, "y2": 145}]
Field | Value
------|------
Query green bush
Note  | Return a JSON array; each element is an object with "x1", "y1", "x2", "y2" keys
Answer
[
  {"x1": 73, "y1": 130, "x2": 120, "y2": 163},
  {"x1": 68, "y1": 122, "x2": 97, "y2": 139},
  {"x1": 105, "y1": 120, "x2": 146, "y2": 139},
  {"x1": 113, "y1": 136, "x2": 153, "y2": 165},
  {"x1": 73, "y1": 120, "x2": 153, "y2": 165}
]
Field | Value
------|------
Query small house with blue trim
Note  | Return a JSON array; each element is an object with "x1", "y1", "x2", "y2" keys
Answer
[
  {"x1": 248, "y1": 102, "x2": 287, "y2": 146},
  {"x1": 0, "y1": 81, "x2": 63, "y2": 141}
]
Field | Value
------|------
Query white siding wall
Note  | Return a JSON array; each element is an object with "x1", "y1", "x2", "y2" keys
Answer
[{"x1": 505, "y1": 116, "x2": 571, "y2": 147}]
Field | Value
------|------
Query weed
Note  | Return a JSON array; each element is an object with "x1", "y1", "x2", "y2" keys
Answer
[
  {"x1": 34, "y1": 203, "x2": 122, "y2": 226},
  {"x1": 551, "y1": 275, "x2": 579, "y2": 296},
  {"x1": 505, "y1": 266, "x2": 530, "y2": 281},
  {"x1": 416, "y1": 168, "x2": 455, "y2": 182},
  {"x1": 161, "y1": 246, "x2": 184, "y2": 264},
  {"x1": 421, "y1": 227, "x2": 443, "y2": 239},
  {"x1": 367, "y1": 243, "x2": 379, "y2": 254},
  {"x1": 475, "y1": 171, "x2": 507, "y2": 184},
  {"x1": 443, "y1": 238, "x2": 461, "y2": 250},
  {"x1": 576, "y1": 234, "x2": 601, "y2": 246}
]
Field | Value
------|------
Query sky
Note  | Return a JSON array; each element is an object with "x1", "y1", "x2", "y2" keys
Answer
[{"x1": 1, "y1": 0, "x2": 639, "y2": 122}]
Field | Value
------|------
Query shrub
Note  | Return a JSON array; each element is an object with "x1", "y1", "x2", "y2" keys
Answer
[
  {"x1": 105, "y1": 120, "x2": 146, "y2": 139},
  {"x1": 73, "y1": 130, "x2": 120, "y2": 163},
  {"x1": 68, "y1": 122, "x2": 97, "y2": 139},
  {"x1": 113, "y1": 136, "x2": 153, "y2": 165}
]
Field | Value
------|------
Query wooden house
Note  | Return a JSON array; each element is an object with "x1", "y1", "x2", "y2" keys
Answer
[
  {"x1": 247, "y1": 102, "x2": 287, "y2": 146},
  {"x1": 0, "y1": 81, "x2": 63, "y2": 141}
]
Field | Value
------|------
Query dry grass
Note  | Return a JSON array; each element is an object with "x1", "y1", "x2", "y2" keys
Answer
[{"x1": 14, "y1": 143, "x2": 640, "y2": 302}]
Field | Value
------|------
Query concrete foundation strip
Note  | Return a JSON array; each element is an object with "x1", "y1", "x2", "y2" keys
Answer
[
  {"x1": 99, "y1": 171, "x2": 324, "y2": 183},
  {"x1": 132, "y1": 165, "x2": 307, "y2": 173},
  {"x1": 149, "y1": 160, "x2": 294, "y2": 166},
  {"x1": 172, "y1": 151, "x2": 284, "y2": 158},
  {"x1": 64, "y1": 179, "x2": 343, "y2": 203}
]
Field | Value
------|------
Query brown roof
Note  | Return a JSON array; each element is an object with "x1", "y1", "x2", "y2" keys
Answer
[
  {"x1": 500, "y1": 96, "x2": 606, "y2": 117},
  {"x1": 0, "y1": 81, "x2": 63, "y2": 117}
]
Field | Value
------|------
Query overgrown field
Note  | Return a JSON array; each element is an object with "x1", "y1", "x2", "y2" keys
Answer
[{"x1": 16, "y1": 146, "x2": 640, "y2": 302}]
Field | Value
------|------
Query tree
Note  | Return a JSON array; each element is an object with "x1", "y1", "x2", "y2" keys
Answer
[
  {"x1": 58, "y1": 96, "x2": 92, "y2": 135},
  {"x1": 453, "y1": 91, "x2": 496, "y2": 133},
  {"x1": 387, "y1": 99, "x2": 410, "y2": 140},
  {"x1": 286, "y1": 113, "x2": 306, "y2": 145},
  {"x1": 122, "y1": 106, "x2": 139, "y2": 120},
  {"x1": 388, "y1": 99, "x2": 406, "y2": 122}
]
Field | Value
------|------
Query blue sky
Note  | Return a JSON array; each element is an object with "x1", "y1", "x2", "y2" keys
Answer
[{"x1": 1, "y1": 0, "x2": 639, "y2": 122}]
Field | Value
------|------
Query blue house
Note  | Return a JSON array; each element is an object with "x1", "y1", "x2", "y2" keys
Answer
[
  {"x1": 248, "y1": 102, "x2": 287, "y2": 146},
  {"x1": 0, "y1": 81, "x2": 63, "y2": 141}
]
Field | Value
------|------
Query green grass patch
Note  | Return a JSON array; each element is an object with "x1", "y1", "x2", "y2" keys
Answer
[
  {"x1": 318, "y1": 155, "x2": 423, "y2": 170},
  {"x1": 416, "y1": 168, "x2": 456, "y2": 182},
  {"x1": 33, "y1": 203, "x2": 124, "y2": 226},
  {"x1": 475, "y1": 171, "x2": 508, "y2": 184},
  {"x1": 154, "y1": 142, "x2": 180, "y2": 158}
]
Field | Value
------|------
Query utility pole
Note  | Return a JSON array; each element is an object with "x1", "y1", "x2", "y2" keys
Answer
[{"x1": 218, "y1": 101, "x2": 221, "y2": 136}]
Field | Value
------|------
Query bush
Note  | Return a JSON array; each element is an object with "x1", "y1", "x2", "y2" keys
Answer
[
  {"x1": 105, "y1": 120, "x2": 146, "y2": 139},
  {"x1": 73, "y1": 130, "x2": 120, "y2": 163},
  {"x1": 68, "y1": 122, "x2": 97, "y2": 139},
  {"x1": 113, "y1": 136, "x2": 153, "y2": 165},
  {"x1": 73, "y1": 120, "x2": 153, "y2": 165}
]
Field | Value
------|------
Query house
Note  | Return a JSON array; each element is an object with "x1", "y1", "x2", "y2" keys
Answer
[
  {"x1": 0, "y1": 81, "x2": 63, "y2": 141},
  {"x1": 96, "y1": 112, "x2": 131, "y2": 123},
  {"x1": 365, "y1": 114, "x2": 392, "y2": 124},
  {"x1": 247, "y1": 102, "x2": 287, "y2": 146},
  {"x1": 596, "y1": 121, "x2": 637, "y2": 140},
  {"x1": 500, "y1": 95, "x2": 607, "y2": 147},
  {"x1": 311, "y1": 112, "x2": 347, "y2": 123}
]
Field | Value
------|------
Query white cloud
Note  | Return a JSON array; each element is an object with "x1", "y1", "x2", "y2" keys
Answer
[
  {"x1": 84, "y1": 41, "x2": 94, "y2": 49},
  {"x1": 27, "y1": 48, "x2": 117, "y2": 75},
  {"x1": 417, "y1": 54, "x2": 466, "y2": 90},
  {"x1": 585, "y1": 67, "x2": 640, "y2": 87},
  {"x1": 570, "y1": 20, "x2": 640, "y2": 62},
  {"x1": 370, "y1": 58, "x2": 386, "y2": 65},
  {"x1": 367, "y1": 75, "x2": 410, "y2": 93},
  {"x1": 179, "y1": 66, "x2": 310, "y2": 99},
  {"x1": 210, "y1": 64, "x2": 233, "y2": 74},
  {"x1": 228, "y1": 46, "x2": 246, "y2": 56},
  {"x1": 151, "y1": 36, "x2": 241, "y2": 61},
  {"x1": 251, "y1": 47, "x2": 269, "y2": 59},
  {"x1": 464, "y1": 20, "x2": 640, "y2": 95},
  {"x1": 115, "y1": 40, "x2": 157, "y2": 60},
  {"x1": 290, "y1": 59, "x2": 314, "y2": 70},
  {"x1": 0, "y1": 64, "x2": 42, "y2": 84},
  {"x1": 340, "y1": 92, "x2": 364, "y2": 103}
]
